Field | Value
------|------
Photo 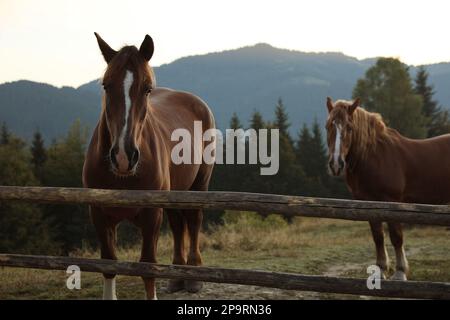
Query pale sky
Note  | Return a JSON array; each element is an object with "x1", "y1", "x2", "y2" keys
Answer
[{"x1": 2, "y1": 0, "x2": 450, "y2": 88}]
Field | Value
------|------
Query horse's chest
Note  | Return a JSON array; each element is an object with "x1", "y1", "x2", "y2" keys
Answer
[{"x1": 345, "y1": 168, "x2": 403, "y2": 201}]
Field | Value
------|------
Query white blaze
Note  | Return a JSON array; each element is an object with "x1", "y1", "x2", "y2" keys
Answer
[
  {"x1": 333, "y1": 123, "x2": 341, "y2": 165},
  {"x1": 119, "y1": 70, "x2": 134, "y2": 152}
]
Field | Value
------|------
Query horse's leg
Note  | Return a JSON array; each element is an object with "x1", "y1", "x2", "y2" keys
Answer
[
  {"x1": 166, "y1": 209, "x2": 187, "y2": 293},
  {"x1": 181, "y1": 163, "x2": 212, "y2": 293},
  {"x1": 387, "y1": 222, "x2": 409, "y2": 281},
  {"x1": 369, "y1": 221, "x2": 390, "y2": 279},
  {"x1": 91, "y1": 207, "x2": 118, "y2": 300},
  {"x1": 183, "y1": 208, "x2": 204, "y2": 293},
  {"x1": 138, "y1": 208, "x2": 163, "y2": 300}
]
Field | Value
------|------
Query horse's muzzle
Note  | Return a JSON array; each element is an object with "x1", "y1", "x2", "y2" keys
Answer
[
  {"x1": 110, "y1": 146, "x2": 140, "y2": 176},
  {"x1": 328, "y1": 158, "x2": 345, "y2": 176}
]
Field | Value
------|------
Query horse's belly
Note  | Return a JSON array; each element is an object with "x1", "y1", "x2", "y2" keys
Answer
[
  {"x1": 403, "y1": 175, "x2": 450, "y2": 204},
  {"x1": 169, "y1": 163, "x2": 202, "y2": 190}
]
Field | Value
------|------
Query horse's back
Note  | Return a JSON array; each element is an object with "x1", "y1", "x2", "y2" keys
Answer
[
  {"x1": 392, "y1": 133, "x2": 450, "y2": 203},
  {"x1": 347, "y1": 132, "x2": 450, "y2": 204},
  {"x1": 405, "y1": 133, "x2": 450, "y2": 146},
  {"x1": 402, "y1": 133, "x2": 450, "y2": 163},
  {"x1": 150, "y1": 87, "x2": 215, "y2": 132}
]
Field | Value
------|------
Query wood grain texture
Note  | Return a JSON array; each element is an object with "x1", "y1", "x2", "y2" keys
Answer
[
  {"x1": 0, "y1": 254, "x2": 449, "y2": 299},
  {"x1": 1, "y1": 186, "x2": 450, "y2": 225}
]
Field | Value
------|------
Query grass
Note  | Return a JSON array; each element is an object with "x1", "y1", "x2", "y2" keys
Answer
[{"x1": 0, "y1": 212, "x2": 449, "y2": 299}]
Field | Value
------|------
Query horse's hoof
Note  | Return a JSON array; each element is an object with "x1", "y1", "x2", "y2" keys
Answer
[
  {"x1": 390, "y1": 271, "x2": 407, "y2": 281},
  {"x1": 166, "y1": 279, "x2": 185, "y2": 293},
  {"x1": 185, "y1": 280, "x2": 203, "y2": 293}
]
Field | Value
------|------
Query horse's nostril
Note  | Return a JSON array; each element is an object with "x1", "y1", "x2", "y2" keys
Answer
[
  {"x1": 338, "y1": 158, "x2": 345, "y2": 169},
  {"x1": 110, "y1": 149, "x2": 117, "y2": 166},
  {"x1": 129, "y1": 149, "x2": 140, "y2": 168},
  {"x1": 328, "y1": 161, "x2": 335, "y2": 175}
]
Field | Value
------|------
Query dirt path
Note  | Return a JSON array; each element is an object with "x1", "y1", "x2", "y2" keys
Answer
[
  {"x1": 323, "y1": 262, "x2": 366, "y2": 277},
  {"x1": 156, "y1": 279, "x2": 320, "y2": 300},
  {"x1": 156, "y1": 247, "x2": 424, "y2": 300},
  {"x1": 323, "y1": 246, "x2": 422, "y2": 278}
]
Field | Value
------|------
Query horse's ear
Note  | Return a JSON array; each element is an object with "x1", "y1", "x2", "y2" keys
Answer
[
  {"x1": 326, "y1": 97, "x2": 334, "y2": 113},
  {"x1": 94, "y1": 32, "x2": 117, "y2": 64},
  {"x1": 349, "y1": 98, "x2": 360, "y2": 115},
  {"x1": 139, "y1": 35, "x2": 154, "y2": 61}
]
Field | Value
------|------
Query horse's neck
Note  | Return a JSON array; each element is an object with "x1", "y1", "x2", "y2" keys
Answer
[
  {"x1": 346, "y1": 128, "x2": 401, "y2": 178},
  {"x1": 346, "y1": 134, "x2": 381, "y2": 174}
]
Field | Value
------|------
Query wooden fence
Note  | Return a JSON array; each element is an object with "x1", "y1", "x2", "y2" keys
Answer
[{"x1": 0, "y1": 186, "x2": 449, "y2": 299}]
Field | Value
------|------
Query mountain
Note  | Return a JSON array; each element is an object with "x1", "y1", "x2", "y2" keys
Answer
[
  {"x1": 2, "y1": 43, "x2": 450, "y2": 142},
  {"x1": 0, "y1": 81, "x2": 99, "y2": 141},
  {"x1": 79, "y1": 44, "x2": 374, "y2": 136}
]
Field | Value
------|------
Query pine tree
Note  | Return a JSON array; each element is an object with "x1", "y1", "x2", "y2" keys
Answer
[
  {"x1": 0, "y1": 122, "x2": 10, "y2": 145},
  {"x1": 230, "y1": 112, "x2": 242, "y2": 130},
  {"x1": 296, "y1": 124, "x2": 312, "y2": 175},
  {"x1": 30, "y1": 129, "x2": 47, "y2": 182},
  {"x1": 309, "y1": 119, "x2": 328, "y2": 178},
  {"x1": 274, "y1": 98, "x2": 291, "y2": 139},
  {"x1": 415, "y1": 67, "x2": 438, "y2": 119},
  {"x1": 250, "y1": 110, "x2": 265, "y2": 130},
  {"x1": 227, "y1": 112, "x2": 243, "y2": 165},
  {"x1": 414, "y1": 67, "x2": 450, "y2": 137},
  {"x1": 353, "y1": 58, "x2": 427, "y2": 138}
]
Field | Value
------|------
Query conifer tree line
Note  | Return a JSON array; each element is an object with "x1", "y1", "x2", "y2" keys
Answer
[{"x1": 0, "y1": 58, "x2": 448, "y2": 253}]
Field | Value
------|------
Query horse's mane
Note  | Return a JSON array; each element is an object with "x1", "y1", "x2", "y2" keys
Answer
[{"x1": 336, "y1": 100, "x2": 393, "y2": 161}]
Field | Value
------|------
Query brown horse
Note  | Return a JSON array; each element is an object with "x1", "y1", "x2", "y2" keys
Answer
[
  {"x1": 82, "y1": 33, "x2": 215, "y2": 299},
  {"x1": 325, "y1": 97, "x2": 450, "y2": 280}
]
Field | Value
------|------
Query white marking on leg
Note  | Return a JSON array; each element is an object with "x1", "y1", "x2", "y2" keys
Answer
[
  {"x1": 377, "y1": 246, "x2": 390, "y2": 279},
  {"x1": 391, "y1": 246, "x2": 409, "y2": 281},
  {"x1": 383, "y1": 246, "x2": 390, "y2": 271},
  {"x1": 333, "y1": 123, "x2": 341, "y2": 167},
  {"x1": 103, "y1": 278, "x2": 117, "y2": 300},
  {"x1": 391, "y1": 247, "x2": 408, "y2": 281},
  {"x1": 144, "y1": 288, "x2": 157, "y2": 300},
  {"x1": 119, "y1": 70, "x2": 134, "y2": 153},
  {"x1": 398, "y1": 247, "x2": 409, "y2": 272}
]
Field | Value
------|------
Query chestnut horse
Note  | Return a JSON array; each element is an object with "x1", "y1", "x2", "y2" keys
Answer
[
  {"x1": 325, "y1": 97, "x2": 450, "y2": 280},
  {"x1": 82, "y1": 33, "x2": 215, "y2": 299}
]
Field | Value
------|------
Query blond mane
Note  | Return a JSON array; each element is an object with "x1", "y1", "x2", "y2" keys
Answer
[{"x1": 350, "y1": 104, "x2": 392, "y2": 160}]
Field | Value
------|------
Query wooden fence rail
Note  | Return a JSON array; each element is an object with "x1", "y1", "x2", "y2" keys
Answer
[
  {"x1": 1, "y1": 186, "x2": 449, "y2": 299},
  {"x1": 1, "y1": 254, "x2": 449, "y2": 299},
  {"x1": 1, "y1": 186, "x2": 450, "y2": 225}
]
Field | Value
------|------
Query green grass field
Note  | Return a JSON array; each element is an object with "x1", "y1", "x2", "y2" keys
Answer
[{"x1": 1, "y1": 212, "x2": 449, "y2": 299}]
